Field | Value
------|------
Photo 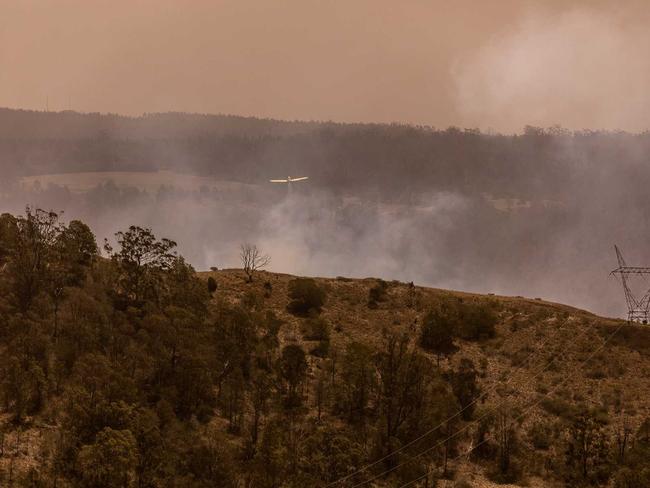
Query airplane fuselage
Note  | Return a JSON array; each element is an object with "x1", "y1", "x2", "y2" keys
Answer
[{"x1": 269, "y1": 176, "x2": 308, "y2": 184}]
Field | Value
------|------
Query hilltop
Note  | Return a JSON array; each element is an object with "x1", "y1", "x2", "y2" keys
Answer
[{"x1": 197, "y1": 269, "x2": 650, "y2": 487}]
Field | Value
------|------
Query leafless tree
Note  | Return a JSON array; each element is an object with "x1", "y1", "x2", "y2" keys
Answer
[{"x1": 240, "y1": 243, "x2": 270, "y2": 282}]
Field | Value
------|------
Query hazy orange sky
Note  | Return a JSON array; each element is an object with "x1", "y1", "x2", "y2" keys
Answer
[{"x1": 2, "y1": 0, "x2": 649, "y2": 132}]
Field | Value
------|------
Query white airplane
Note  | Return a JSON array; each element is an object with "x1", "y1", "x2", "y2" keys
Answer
[{"x1": 269, "y1": 176, "x2": 309, "y2": 183}]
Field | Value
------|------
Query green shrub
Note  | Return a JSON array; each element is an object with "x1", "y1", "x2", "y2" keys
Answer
[
  {"x1": 287, "y1": 278, "x2": 326, "y2": 316},
  {"x1": 586, "y1": 366, "x2": 607, "y2": 380},
  {"x1": 310, "y1": 339, "x2": 330, "y2": 358},
  {"x1": 450, "y1": 358, "x2": 480, "y2": 420},
  {"x1": 263, "y1": 280, "x2": 273, "y2": 298},
  {"x1": 303, "y1": 318, "x2": 330, "y2": 357},
  {"x1": 487, "y1": 463, "x2": 522, "y2": 485},
  {"x1": 529, "y1": 421, "x2": 552, "y2": 450},
  {"x1": 509, "y1": 347, "x2": 531, "y2": 367},
  {"x1": 419, "y1": 307, "x2": 457, "y2": 364},
  {"x1": 457, "y1": 301, "x2": 497, "y2": 341},
  {"x1": 540, "y1": 397, "x2": 576, "y2": 419},
  {"x1": 207, "y1": 276, "x2": 217, "y2": 294},
  {"x1": 613, "y1": 467, "x2": 650, "y2": 488},
  {"x1": 242, "y1": 290, "x2": 263, "y2": 310},
  {"x1": 367, "y1": 280, "x2": 388, "y2": 308},
  {"x1": 303, "y1": 317, "x2": 330, "y2": 341}
]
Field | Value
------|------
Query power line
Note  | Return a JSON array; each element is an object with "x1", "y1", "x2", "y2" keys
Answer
[
  {"x1": 396, "y1": 320, "x2": 628, "y2": 488},
  {"x1": 328, "y1": 315, "x2": 574, "y2": 486},
  {"x1": 348, "y1": 316, "x2": 619, "y2": 487},
  {"x1": 346, "y1": 316, "x2": 584, "y2": 487}
]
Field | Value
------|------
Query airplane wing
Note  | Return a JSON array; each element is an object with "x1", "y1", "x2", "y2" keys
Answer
[
  {"x1": 269, "y1": 179, "x2": 288, "y2": 183},
  {"x1": 291, "y1": 176, "x2": 309, "y2": 181}
]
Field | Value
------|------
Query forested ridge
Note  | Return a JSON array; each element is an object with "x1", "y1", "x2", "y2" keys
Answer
[
  {"x1": 2, "y1": 108, "x2": 650, "y2": 202},
  {"x1": 0, "y1": 209, "x2": 649, "y2": 487}
]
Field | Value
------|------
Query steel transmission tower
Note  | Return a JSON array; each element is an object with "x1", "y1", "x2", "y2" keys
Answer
[{"x1": 611, "y1": 245, "x2": 650, "y2": 323}]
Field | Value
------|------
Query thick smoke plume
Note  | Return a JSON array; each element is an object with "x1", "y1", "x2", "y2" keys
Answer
[
  {"x1": 2, "y1": 177, "x2": 636, "y2": 320},
  {"x1": 454, "y1": 6, "x2": 650, "y2": 132}
]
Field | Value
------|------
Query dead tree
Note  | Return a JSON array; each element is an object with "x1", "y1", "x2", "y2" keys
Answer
[{"x1": 240, "y1": 243, "x2": 270, "y2": 283}]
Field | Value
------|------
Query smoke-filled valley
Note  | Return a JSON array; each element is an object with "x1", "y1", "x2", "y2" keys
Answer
[
  {"x1": 0, "y1": 110, "x2": 650, "y2": 316},
  {"x1": 2, "y1": 108, "x2": 649, "y2": 318}
]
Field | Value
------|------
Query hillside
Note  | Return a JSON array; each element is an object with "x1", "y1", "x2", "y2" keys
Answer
[
  {"x1": 1, "y1": 205, "x2": 648, "y2": 488},
  {"x1": 198, "y1": 269, "x2": 650, "y2": 487}
]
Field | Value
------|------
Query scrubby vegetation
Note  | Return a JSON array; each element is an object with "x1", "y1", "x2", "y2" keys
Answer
[
  {"x1": 286, "y1": 278, "x2": 326, "y2": 316},
  {"x1": 0, "y1": 209, "x2": 649, "y2": 487},
  {"x1": 367, "y1": 280, "x2": 389, "y2": 309}
]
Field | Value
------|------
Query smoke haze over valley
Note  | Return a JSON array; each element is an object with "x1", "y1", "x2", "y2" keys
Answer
[{"x1": 2, "y1": 109, "x2": 650, "y2": 318}]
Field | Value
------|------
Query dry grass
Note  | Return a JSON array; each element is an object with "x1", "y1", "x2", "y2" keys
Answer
[
  {"x1": 3, "y1": 269, "x2": 648, "y2": 486},
  {"x1": 201, "y1": 269, "x2": 650, "y2": 487}
]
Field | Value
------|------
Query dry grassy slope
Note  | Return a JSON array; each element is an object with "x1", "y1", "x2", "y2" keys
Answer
[
  {"x1": 202, "y1": 269, "x2": 650, "y2": 488},
  {"x1": 3, "y1": 270, "x2": 647, "y2": 487}
]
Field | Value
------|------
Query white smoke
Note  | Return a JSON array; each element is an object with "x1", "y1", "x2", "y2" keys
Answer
[
  {"x1": 257, "y1": 190, "x2": 469, "y2": 282},
  {"x1": 453, "y1": 7, "x2": 650, "y2": 132}
]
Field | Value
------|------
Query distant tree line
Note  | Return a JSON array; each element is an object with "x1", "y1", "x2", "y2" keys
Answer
[{"x1": 2, "y1": 109, "x2": 650, "y2": 205}]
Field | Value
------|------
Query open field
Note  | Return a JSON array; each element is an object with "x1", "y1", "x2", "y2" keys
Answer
[{"x1": 20, "y1": 170, "x2": 260, "y2": 194}]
